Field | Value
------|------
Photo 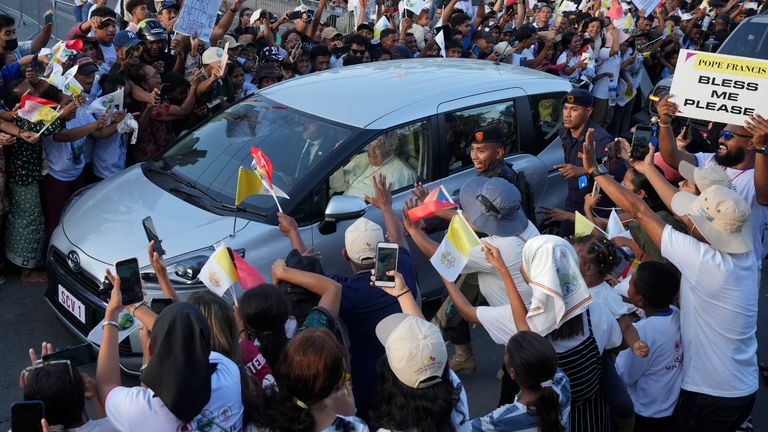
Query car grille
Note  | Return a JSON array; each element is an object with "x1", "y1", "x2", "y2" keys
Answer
[
  {"x1": 50, "y1": 248, "x2": 101, "y2": 296},
  {"x1": 48, "y1": 248, "x2": 138, "y2": 358}
]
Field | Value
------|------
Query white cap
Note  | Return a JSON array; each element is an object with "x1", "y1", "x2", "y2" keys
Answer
[
  {"x1": 344, "y1": 218, "x2": 383, "y2": 264},
  {"x1": 218, "y1": 34, "x2": 242, "y2": 49},
  {"x1": 202, "y1": 47, "x2": 224, "y2": 65},
  {"x1": 678, "y1": 160, "x2": 732, "y2": 192},
  {"x1": 376, "y1": 314, "x2": 448, "y2": 389},
  {"x1": 671, "y1": 185, "x2": 753, "y2": 254}
]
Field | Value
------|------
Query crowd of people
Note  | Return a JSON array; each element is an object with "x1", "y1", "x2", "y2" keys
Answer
[{"x1": 3, "y1": 0, "x2": 767, "y2": 430}]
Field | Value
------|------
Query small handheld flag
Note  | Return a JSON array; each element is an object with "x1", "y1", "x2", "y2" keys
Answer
[
  {"x1": 199, "y1": 245, "x2": 239, "y2": 296},
  {"x1": 18, "y1": 95, "x2": 60, "y2": 128},
  {"x1": 407, "y1": 185, "x2": 456, "y2": 222},
  {"x1": 430, "y1": 212, "x2": 481, "y2": 282}
]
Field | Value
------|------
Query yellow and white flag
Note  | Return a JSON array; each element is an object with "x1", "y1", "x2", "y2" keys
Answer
[
  {"x1": 574, "y1": 211, "x2": 598, "y2": 238},
  {"x1": 430, "y1": 213, "x2": 481, "y2": 282},
  {"x1": 199, "y1": 245, "x2": 238, "y2": 296}
]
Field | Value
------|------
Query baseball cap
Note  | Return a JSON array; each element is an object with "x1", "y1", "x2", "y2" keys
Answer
[
  {"x1": 256, "y1": 63, "x2": 282, "y2": 81},
  {"x1": 391, "y1": 45, "x2": 414, "y2": 59},
  {"x1": 114, "y1": 30, "x2": 141, "y2": 49},
  {"x1": 670, "y1": 185, "x2": 753, "y2": 254},
  {"x1": 260, "y1": 46, "x2": 283, "y2": 63},
  {"x1": 357, "y1": 22, "x2": 373, "y2": 32},
  {"x1": 678, "y1": 161, "x2": 732, "y2": 192},
  {"x1": 563, "y1": 88, "x2": 593, "y2": 107},
  {"x1": 716, "y1": 13, "x2": 733, "y2": 24},
  {"x1": 136, "y1": 19, "x2": 167, "y2": 41},
  {"x1": 202, "y1": 47, "x2": 225, "y2": 65},
  {"x1": 502, "y1": 22, "x2": 515, "y2": 34},
  {"x1": 344, "y1": 217, "x2": 384, "y2": 264},
  {"x1": 218, "y1": 34, "x2": 242, "y2": 49},
  {"x1": 375, "y1": 314, "x2": 448, "y2": 389},
  {"x1": 158, "y1": 0, "x2": 180, "y2": 11},
  {"x1": 472, "y1": 30, "x2": 495, "y2": 42},
  {"x1": 74, "y1": 56, "x2": 98, "y2": 75},
  {"x1": 321, "y1": 27, "x2": 343, "y2": 40},
  {"x1": 460, "y1": 177, "x2": 529, "y2": 237}
]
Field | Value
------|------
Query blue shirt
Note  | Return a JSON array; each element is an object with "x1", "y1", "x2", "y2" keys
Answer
[
  {"x1": 471, "y1": 368, "x2": 571, "y2": 431},
  {"x1": 331, "y1": 247, "x2": 418, "y2": 419},
  {"x1": 558, "y1": 120, "x2": 613, "y2": 210}
]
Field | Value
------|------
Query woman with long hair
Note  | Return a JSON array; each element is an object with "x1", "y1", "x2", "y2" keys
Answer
[
  {"x1": 238, "y1": 283, "x2": 293, "y2": 368},
  {"x1": 247, "y1": 328, "x2": 366, "y2": 432},
  {"x1": 471, "y1": 331, "x2": 570, "y2": 432}
]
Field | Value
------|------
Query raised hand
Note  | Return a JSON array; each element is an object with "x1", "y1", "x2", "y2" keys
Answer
[
  {"x1": 481, "y1": 241, "x2": 507, "y2": 273},
  {"x1": 363, "y1": 173, "x2": 393, "y2": 210}
]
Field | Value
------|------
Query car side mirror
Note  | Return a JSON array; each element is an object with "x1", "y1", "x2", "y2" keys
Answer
[{"x1": 318, "y1": 195, "x2": 367, "y2": 235}]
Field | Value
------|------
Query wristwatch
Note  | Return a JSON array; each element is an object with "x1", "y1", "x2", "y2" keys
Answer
[
  {"x1": 756, "y1": 146, "x2": 768, "y2": 156},
  {"x1": 588, "y1": 164, "x2": 608, "y2": 179}
]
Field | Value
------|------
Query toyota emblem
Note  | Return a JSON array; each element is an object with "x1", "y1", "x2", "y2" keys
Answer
[{"x1": 67, "y1": 251, "x2": 81, "y2": 272}]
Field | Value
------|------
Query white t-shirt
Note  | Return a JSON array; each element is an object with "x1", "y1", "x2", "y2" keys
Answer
[
  {"x1": 477, "y1": 302, "x2": 621, "y2": 352},
  {"x1": 556, "y1": 50, "x2": 583, "y2": 79},
  {"x1": 65, "y1": 418, "x2": 119, "y2": 432},
  {"x1": 90, "y1": 129, "x2": 127, "y2": 179},
  {"x1": 463, "y1": 221, "x2": 540, "y2": 307},
  {"x1": 100, "y1": 42, "x2": 117, "y2": 68},
  {"x1": 105, "y1": 352, "x2": 244, "y2": 431},
  {"x1": 661, "y1": 225, "x2": 758, "y2": 397},
  {"x1": 592, "y1": 47, "x2": 621, "y2": 99},
  {"x1": 615, "y1": 307, "x2": 683, "y2": 418},
  {"x1": 45, "y1": 107, "x2": 91, "y2": 182},
  {"x1": 695, "y1": 152, "x2": 768, "y2": 262},
  {"x1": 589, "y1": 281, "x2": 628, "y2": 319}
]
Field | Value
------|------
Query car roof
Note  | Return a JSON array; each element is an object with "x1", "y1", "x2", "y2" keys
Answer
[{"x1": 259, "y1": 58, "x2": 571, "y2": 128}]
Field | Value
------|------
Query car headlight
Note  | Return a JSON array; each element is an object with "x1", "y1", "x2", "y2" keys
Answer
[{"x1": 140, "y1": 247, "x2": 214, "y2": 289}]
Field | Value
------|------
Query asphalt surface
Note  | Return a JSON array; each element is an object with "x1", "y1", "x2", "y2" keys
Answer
[{"x1": 2, "y1": 265, "x2": 767, "y2": 430}]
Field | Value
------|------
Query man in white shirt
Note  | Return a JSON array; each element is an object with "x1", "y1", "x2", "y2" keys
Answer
[
  {"x1": 584, "y1": 132, "x2": 758, "y2": 432},
  {"x1": 656, "y1": 96, "x2": 768, "y2": 265}
]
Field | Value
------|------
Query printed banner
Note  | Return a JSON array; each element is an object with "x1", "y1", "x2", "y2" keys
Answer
[
  {"x1": 670, "y1": 49, "x2": 768, "y2": 126},
  {"x1": 174, "y1": 0, "x2": 220, "y2": 42}
]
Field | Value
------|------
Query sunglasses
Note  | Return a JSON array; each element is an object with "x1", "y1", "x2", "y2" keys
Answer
[
  {"x1": 24, "y1": 359, "x2": 75, "y2": 382},
  {"x1": 350, "y1": 48, "x2": 366, "y2": 55},
  {"x1": 719, "y1": 130, "x2": 752, "y2": 141},
  {"x1": 476, "y1": 193, "x2": 502, "y2": 217}
]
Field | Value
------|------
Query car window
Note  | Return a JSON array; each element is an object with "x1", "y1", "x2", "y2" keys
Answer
[
  {"x1": 526, "y1": 92, "x2": 564, "y2": 155},
  {"x1": 330, "y1": 120, "x2": 428, "y2": 198},
  {"x1": 159, "y1": 98, "x2": 358, "y2": 215},
  {"x1": 719, "y1": 21, "x2": 768, "y2": 60},
  {"x1": 443, "y1": 101, "x2": 518, "y2": 173}
]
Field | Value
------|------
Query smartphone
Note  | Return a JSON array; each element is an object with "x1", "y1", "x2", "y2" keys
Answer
[
  {"x1": 11, "y1": 401, "x2": 44, "y2": 432},
  {"x1": 630, "y1": 125, "x2": 654, "y2": 161},
  {"x1": 42, "y1": 343, "x2": 97, "y2": 368},
  {"x1": 577, "y1": 175, "x2": 588, "y2": 189},
  {"x1": 151, "y1": 297, "x2": 173, "y2": 315},
  {"x1": 142, "y1": 216, "x2": 166, "y2": 256},
  {"x1": 470, "y1": 44, "x2": 481, "y2": 57},
  {"x1": 374, "y1": 243, "x2": 399, "y2": 287},
  {"x1": 115, "y1": 258, "x2": 143, "y2": 305},
  {"x1": 287, "y1": 10, "x2": 303, "y2": 20},
  {"x1": 519, "y1": 57, "x2": 529, "y2": 67},
  {"x1": 30, "y1": 53, "x2": 40, "y2": 74},
  {"x1": 44, "y1": 11, "x2": 54, "y2": 25},
  {"x1": 591, "y1": 182, "x2": 601, "y2": 197}
]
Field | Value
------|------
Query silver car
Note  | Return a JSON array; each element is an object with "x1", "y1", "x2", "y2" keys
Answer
[{"x1": 45, "y1": 59, "x2": 570, "y2": 373}]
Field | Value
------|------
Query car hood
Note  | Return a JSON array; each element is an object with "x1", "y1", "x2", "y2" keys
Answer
[{"x1": 61, "y1": 165, "x2": 248, "y2": 266}]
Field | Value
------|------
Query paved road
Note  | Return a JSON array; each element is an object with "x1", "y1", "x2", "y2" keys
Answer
[{"x1": 1, "y1": 265, "x2": 767, "y2": 429}]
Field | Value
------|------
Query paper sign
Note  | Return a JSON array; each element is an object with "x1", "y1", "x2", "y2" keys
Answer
[
  {"x1": 669, "y1": 49, "x2": 768, "y2": 126},
  {"x1": 220, "y1": 42, "x2": 230, "y2": 75},
  {"x1": 630, "y1": 0, "x2": 662, "y2": 15},
  {"x1": 174, "y1": 0, "x2": 220, "y2": 42}
]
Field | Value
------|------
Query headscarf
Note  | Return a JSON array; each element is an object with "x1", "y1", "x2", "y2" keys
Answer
[
  {"x1": 141, "y1": 302, "x2": 215, "y2": 424},
  {"x1": 522, "y1": 235, "x2": 592, "y2": 336}
]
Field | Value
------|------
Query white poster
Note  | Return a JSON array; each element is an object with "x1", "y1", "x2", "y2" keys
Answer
[
  {"x1": 669, "y1": 49, "x2": 768, "y2": 126},
  {"x1": 174, "y1": 0, "x2": 221, "y2": 42},
  {"x1": 630, "y1": 0, "x2": 661, "y2": 14}
]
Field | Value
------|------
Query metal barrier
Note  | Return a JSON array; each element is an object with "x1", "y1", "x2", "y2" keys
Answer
[
  {"x1": 52, "y1": 0, "x2": 78, "y2": 41},
  {"x1": 253, "y1": 0, "x2": 356, "y2": 34}
]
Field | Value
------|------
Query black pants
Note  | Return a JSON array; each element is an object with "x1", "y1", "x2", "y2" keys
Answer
[
  {"x1": 634, "y1": 414, "x2": 678, "y2": 431},
  {"x1": 675, "y1": 389, "x2": 756, "y2": 432}
]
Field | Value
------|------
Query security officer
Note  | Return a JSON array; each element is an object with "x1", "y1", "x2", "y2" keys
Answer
[{"x1": 555, "y1": 88, "x2": 614, "y2": 235}]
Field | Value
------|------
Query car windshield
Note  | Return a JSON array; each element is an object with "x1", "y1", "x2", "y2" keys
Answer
[
  {"x1": 159, "y1": 97, "x2": 357, "y2": 215},
  {"x1": 719, "y1": 21, "x2": 768, "y2": 60}
]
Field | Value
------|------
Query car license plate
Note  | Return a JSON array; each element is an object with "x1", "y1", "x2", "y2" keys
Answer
[{"x1": 58, "y1": 285, "x2": 86, "y2": 324}]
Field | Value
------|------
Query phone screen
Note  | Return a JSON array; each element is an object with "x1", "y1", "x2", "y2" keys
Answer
[
  {"x1": 631, "y1": 126, "x2": 653, "y2": 161},
  {"x1": 116, "y1": 258, "x2": 143, "y2": 305},
  {"x1": 374, "y1": 244, "x2": 398, "y2": 286},
  {"x1": 12, "y1": 401, "x2": 44, "y2": 432},
  {"x1": 42, "y1": 343, "x2": 97, "y2": 368},
  {"x1": 471, "y1": 44, "x2": 480, "y2": 56}
]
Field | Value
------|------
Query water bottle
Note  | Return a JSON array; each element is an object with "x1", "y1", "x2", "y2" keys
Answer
[{"x1": 608, "y1": 79, "x2": 617, "y2": 107}]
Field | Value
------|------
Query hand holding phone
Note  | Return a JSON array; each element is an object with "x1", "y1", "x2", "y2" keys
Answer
[
  {"x1": 42, "y1": 343, "x2": 97, "y2": 367},
  {"x1": 115, "y1": 258, "x2": 143, "y2": 305},
  {"x1": 142, "y1": 216, "x2": 166, "y2": 256},
  {"x1": 374, "y1": 243, "x2": 399, "y2": 287},
  {"x1": 630, "y1": 125, "x2": 654, "y2": 161}
]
